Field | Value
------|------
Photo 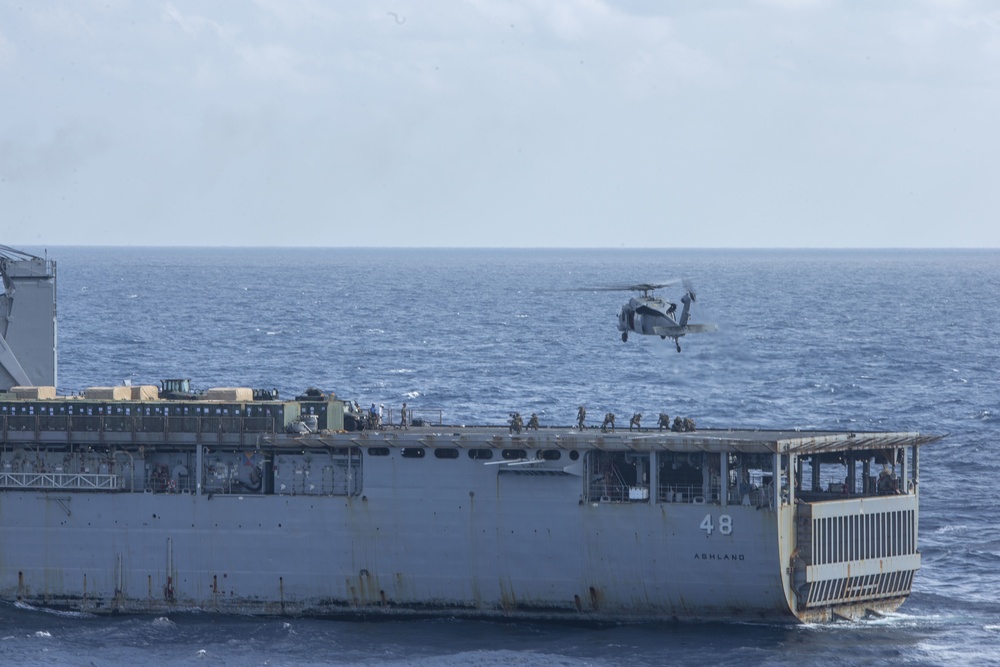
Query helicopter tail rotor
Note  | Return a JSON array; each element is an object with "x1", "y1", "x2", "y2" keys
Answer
[
  {"x1": 679, "y1": 278, "x2": 698, "y2": 327},
  {"x1": 682, "y1": 277, "x2": 697, "y2": 302}
]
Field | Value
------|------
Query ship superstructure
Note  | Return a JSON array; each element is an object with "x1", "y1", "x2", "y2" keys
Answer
[{"x1": 0, "y1": 245, "x2": 57, "y2": 390}]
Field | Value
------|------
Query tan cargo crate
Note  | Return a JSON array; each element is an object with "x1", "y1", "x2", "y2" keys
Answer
[
  {"x1": 204, "y1": 387, "x2": 254, "y2": 402},
  {"x1": 84, "y1": 386, "x2": 132, "y2": 400},
  {"x1": 130, "y1": 385, "x2": 160, "y2": 401},
  {"x1": 10, "y1": 386, "x2": 57, "y2": 400}
]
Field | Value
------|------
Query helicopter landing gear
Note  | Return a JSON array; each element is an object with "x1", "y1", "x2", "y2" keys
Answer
[
  {"x1": 675, "y1": 340, "x2": 682, "y2": 353},
  {"x1": 621, "y1": 331, "x2": 628, "y2": 343}
]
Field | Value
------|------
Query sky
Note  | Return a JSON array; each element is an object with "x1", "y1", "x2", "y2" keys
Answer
[{"x1": 1, "y1": 1, "x2": 998, "y2": 248}]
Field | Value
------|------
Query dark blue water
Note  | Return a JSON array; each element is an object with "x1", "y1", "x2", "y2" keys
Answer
[{"x1": 3, "y1": 247, "x2": 999, "y2": 665}]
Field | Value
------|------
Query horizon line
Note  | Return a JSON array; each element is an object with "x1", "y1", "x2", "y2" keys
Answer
[{"x1": 8, "y1": 244, "x2": 999, "y2": 252}]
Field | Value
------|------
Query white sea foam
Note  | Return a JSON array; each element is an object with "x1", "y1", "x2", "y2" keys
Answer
[
  {"x1": 934, "y1": 524, "x2": 969, "y2": 534},
  {"x1": 13, "y1": 601, "x2": 93, "y2": 618}
]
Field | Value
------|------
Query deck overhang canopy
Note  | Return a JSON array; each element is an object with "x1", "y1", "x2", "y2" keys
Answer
[{"x1": 630, "y1": 430, "x2": 942, "y2": 455}]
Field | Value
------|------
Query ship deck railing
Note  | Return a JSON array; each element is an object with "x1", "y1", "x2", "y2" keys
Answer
[
  {"x1": 0, "y1": 470, "x2": 121, "y2": 491},
  {"x1": 587, "y1": 473, "x2": 649, "y2": 503},
  {"x1": 1, "y1": 414, "x2": 281, "y2": 445},
  {"x1": 657, "y1": 483, "x2": 719, "y2": 505},
  {"x1": 144, "y1": 475, "x2": 198, "y2": 494}
]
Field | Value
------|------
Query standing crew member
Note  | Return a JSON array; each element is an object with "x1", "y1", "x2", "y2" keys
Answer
[
  {"x1": 400, "y1": 402, "x2": 408, "y2": 430},
  {"x1": 509, "y1": 412, "x2": 523, "y2": 434},
  {"x1": 577, "y1": 406, "x2": 587, "y2": 430},
  {"x1": 629, "y1": 413, "x2": 642, "y2": 431}
]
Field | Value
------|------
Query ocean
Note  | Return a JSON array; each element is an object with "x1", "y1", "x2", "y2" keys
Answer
[{"x1": 2, "y1": 247, "x2": 998, "y2": 666}]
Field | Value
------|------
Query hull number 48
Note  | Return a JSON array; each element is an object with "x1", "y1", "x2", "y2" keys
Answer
[{"x1": 700, "y1": 514, "x2": 733, "y2": 536}]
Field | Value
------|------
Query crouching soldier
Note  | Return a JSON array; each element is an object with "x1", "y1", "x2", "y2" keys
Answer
[{"x1": 601, "y1": 412, "x2": 616, "y2": 432}]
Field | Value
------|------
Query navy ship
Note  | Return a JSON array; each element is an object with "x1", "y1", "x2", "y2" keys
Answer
[{"x1": 0, "y1": 246, "x2": 938, "y2": 622}]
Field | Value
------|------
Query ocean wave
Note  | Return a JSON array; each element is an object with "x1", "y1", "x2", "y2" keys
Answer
[{"x1": 13, "y1": 600, "x2": 95, "y2": 618}]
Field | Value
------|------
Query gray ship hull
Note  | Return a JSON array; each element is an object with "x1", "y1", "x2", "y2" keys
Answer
[
  {"x1": 2, "y1": 480, "x2": 783, "y2": 620},
  {"x1": 0, "y1": 426, "x2": 929, "y2": 623}
]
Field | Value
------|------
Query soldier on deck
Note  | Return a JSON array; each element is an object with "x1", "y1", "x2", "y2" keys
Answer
[
  {"x1": 683, "y1": 417, "x2": 696, "y2": 432},
  {"x1": 527, "y1": 413, "x2": 539, "y2": 430},
  {"x1": 671, "y1": 416, "x2": 684, "y2": 432},
  {"x1": 399, "y1": 402, "x2": 408, "y2": 430},
  {"x1": 877, "y1": 466, "x2": 899, "y2": 495},
  {"x1": 658, "y1": 413, "x2": 670, "y2": 430},
  {"x1": 509, "y1": 412, "x2": 523, "y2": 434},
  {"x1": 577, "y1": 406, "x2": 587, "y2": 430},
  {"x1": 629, "y1": 413, "x2": 642, "y2": 431},
  {"x1": 601, "y1": 412, "x2": 616, "y2": 432}
]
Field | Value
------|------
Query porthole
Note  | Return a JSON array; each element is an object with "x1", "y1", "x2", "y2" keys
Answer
[
  {"x1": 367, "y1": 447, "x2": 390, "y2": 457},
  {"x1": 401, "y1": 447, "x2": 425, "y2": 459},
  {"x1": 502, "y1": 449, "x2": 527, "y2": 460},
  {"x1": 468, "y1": 449, "x2": 493, "y2": 460},
  {"x1": 434, "y1": 448, "x2": 459, "y2": 459}
]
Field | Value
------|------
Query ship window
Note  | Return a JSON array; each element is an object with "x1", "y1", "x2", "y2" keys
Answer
[
  {"x1": 401, "y1": 447, "x2": 425, "y2": 459},
  {"x1": 569, "y1": 451, "x2": 579, "y2": 461},
  {"x1": 502, "y1": 449, "x2": 527, "y2": 460},
  {"x1": 468, "y1": 448, "x2": 493, "y2": 460},
  {"x1": 541, "y1": 450, "x2": 561, "y2": 461},
  {"x1": 434, "y1": 448, "x2": 459, "y2": 459},
  {"x1": 657, "y1": 451, "x2": 706, "y2": 504},
  {"x1": 587, "y1": 450, "x2": 650, "y2": 503},
  {"x1": 367, "y1": 447, "x2": 390, "y2": 457}
]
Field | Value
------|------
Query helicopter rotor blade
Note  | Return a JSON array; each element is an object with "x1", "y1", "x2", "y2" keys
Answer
[{"x1": 581, "y1": 280, "x2": 682, "y2": 293}]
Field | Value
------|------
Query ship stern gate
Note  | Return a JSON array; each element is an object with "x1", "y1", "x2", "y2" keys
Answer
[{"x1": 782, "y1": 432, "x2": 934, "y2": 622}]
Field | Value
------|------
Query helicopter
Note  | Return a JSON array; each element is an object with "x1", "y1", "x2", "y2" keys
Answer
[{"x1": 602, "y1": 280, "x2": 718, "y2": 352}]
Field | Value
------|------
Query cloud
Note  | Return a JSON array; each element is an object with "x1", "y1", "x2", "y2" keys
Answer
[
  {"x1": 0, "y1": 29, "x2": 14, "y2": 69},
  {"x1": 0, "y1": 125, "x2": 108, "y2": 184},
  {"x1": 753, "y1": 0, "x2": 829, "y2": 9},
  {"x1": 1, "y1": 1, "x2": 998, "y2": 247},
  {"x1": 161, "y1": 3, "x2": 237, "y2": 41}
]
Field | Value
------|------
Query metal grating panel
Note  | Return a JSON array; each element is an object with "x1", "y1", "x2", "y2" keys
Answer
[
  {"x1": 805, "y1": 570, "x2": 914, "y2": 608},
  {"x1": 813, "y1": 509, "x2": 915, "y2": 565}
]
